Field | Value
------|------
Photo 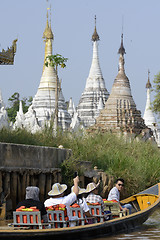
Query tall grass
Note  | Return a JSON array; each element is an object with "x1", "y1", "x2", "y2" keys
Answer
[{"x1": 0, "y1": 128, "x2": 160, "y2": 196}]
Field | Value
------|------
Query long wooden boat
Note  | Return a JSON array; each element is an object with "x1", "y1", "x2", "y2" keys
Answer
[{"x1": 0, "y1": 183, "x2": 160, "y2": 240}]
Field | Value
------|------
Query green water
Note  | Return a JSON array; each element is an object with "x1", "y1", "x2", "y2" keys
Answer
[{"x1": 93, "y1": 208, "x2": 160, "y2": 240}]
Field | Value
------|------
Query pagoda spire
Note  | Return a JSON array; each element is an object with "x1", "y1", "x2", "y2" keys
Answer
[
  {"x1": 146, "y1": 69, "x2": 152, "y2": 89},
  {"x1": 87, "y1": 16, "x2": 103, "y2": 83},
  {"x1": 118, "y1": 33, "x2": 126, "y2": 74},
  {"x1": 92, "y1": 15, "x2": 100, "y2": 42},
  {"x1": 118, "y1": 33, "x2": 126, "y2": 55},
  {"x1": 143, "y1": 70, "x2": 156, "y2": 126},
  {"x1": 77, "y1": 16, "x2": 109, "y2": 128},
  {"x1": 43, "y1": 5, "x2": 54, "y2": 71}
]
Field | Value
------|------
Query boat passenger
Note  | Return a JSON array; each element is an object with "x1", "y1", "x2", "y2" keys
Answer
[
  {"x1": 107, "y1": 178, "x2": 132, "y2": 214},
  {"x1": 71, "y1": 186, "x2": 92, "y2": 221},
  {"x1": 16, "y1": 186, "x2": 48, "y2": 223},
  {"x1": 44, "y1": 176, "x2": 79, "y2": 223},
  {"x1": 85, "y1": 181, "x2": 105, "y2": 213}
]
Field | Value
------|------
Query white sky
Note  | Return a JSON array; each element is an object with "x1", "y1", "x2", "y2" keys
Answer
[{"x1": 0, "y1": 0, "x2": 160, "y2": 117}]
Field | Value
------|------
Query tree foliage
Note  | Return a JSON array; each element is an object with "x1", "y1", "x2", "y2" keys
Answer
[
  {"x1": 45, "y1": 54, "x2": 68, "y2": 69},
  {"x1": 45, "y1": 54, "x2": 68, "y2": 132},
  {"x1": 6, "y1": 92, "x2": 32, "y2": 123},
  {"x1": 152, "y1": 72, "x2": 160, "y2": 115}
]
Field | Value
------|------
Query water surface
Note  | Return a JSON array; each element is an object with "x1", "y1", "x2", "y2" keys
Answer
[{"x1": 93, "y1": 208, "x2": 160, "y2": 240}]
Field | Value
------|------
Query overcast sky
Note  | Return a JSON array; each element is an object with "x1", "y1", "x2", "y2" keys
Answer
[{"x1": 0, "y1": 0, "x2": 160, "y2": 117}]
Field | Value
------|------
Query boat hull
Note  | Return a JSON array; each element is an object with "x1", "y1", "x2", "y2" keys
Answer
[
  {"x1": 0, "y1": 201, "x2": 158, "y2": 240},
  {"x1": 0, "y1": 183, "x2": 160, "y2": 239}
]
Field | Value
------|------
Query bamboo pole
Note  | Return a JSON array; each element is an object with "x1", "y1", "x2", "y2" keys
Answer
[
  {"x1": 38, "y1": 173, "x2": 46, "y2": 202},
  {"x1": 21, "y1": 172, "x2": 27, "y2": 200},
  {"x1": 4, "y1": 172, "x2": 10, "y2": 198},
  {"x1": 0, "y1": 171, "x2": 2, "y2": 199},
  {"x1": 10, "y1": 172, "x2": 17, "y2": 210}
]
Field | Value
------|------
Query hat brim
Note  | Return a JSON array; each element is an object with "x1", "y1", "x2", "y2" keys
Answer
[
  {"x1": 48, "y1": 184, "x2": 67, "y2": 196},
  {"x1": 86, "y1": 181, "x2": 100, "y2": 193},
  {"x1": 78, "y1": 188, "x2": 87, "y2": 195},
  {"x1": 71, "y1": 186, "x2": 87, "y2": 195}
]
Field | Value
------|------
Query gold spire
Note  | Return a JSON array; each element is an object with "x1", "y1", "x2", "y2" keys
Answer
[
  {"x1": 43, "y1": 2, "x2": 54, "y2": 72},
  {"x1": 92, "y1": 15, "x2": 100, "y2": 42},
  {"x1": 43, "y1": 4, "x2": 54, "y2": 40}
]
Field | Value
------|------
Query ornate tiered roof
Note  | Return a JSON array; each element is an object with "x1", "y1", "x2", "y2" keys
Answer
[{"x1": 0, "y1": 39, "x2": 17, "y2": 65}]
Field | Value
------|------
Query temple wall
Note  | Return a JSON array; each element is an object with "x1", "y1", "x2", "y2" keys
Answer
[{"x1": 0, "y1": 142, "x2": 71, "y2": 218}]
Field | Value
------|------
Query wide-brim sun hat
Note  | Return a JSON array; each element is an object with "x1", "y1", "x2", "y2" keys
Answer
[
  {"x1": 48, "y1": 183, "x2": 67, "y2": 196},
  {"x1": 86, "y1": 181, "x2": 100, "y2": 193},
  {"x1": 71, "y1": 186, "x2": 86, "y2": 195}
]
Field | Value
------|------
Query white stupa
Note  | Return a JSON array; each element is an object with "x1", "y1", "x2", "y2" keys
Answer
[
  {"x1": 143, "y1": 71, "x2": 160, "y2": 146},
  {"x1": 76, "y1": 16, "x2": 109, "y2": 128},
  {"x1": 14, "y1": 9, "x2": 71, "y2": 132}
]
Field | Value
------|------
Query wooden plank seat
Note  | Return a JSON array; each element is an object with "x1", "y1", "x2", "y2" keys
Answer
[
  {"x1": 87, "y1": 204, "x2": 104, "y2": 223},
  {"x1": 104, "y1": 201, "x2": 129, "y2": 218},
  {"x1": 12, "y1": 211, "x2": 43, "y2": 229}
]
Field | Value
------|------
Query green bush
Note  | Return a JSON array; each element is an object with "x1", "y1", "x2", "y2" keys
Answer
[{"x1": 0, "y1": 128, "x2": 160, "y2": 196}]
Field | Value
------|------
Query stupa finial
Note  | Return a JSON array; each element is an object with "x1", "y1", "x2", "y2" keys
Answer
[
  {"x1": 49, "y1": 3, "x2": 52, "y2": 26},
  {"x1": 92, "y1": 15, "x2": 100, "y2": 42},
  {"x1": 43, "y1": 0, "x2": 53, "y2": 40},
  {"x1": 118, "y1": 33, "x2": 126, "y2": 55},
  {"x1": 146, "y1": 69, "x2": 152, "y2": 89}
]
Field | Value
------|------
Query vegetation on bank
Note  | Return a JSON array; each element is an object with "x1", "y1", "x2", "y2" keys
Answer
[
  {"x1": 6, "y1": 92, "x2": 32, "y2": 123},
  {"x1": 0, "y1": 128, "x2": 160, "y2": 196}
]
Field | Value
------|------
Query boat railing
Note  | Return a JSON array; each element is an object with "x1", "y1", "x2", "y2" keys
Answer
[
  {"x1": 70, "y1": 206, "x2": 85, "y2": 226},
  {"x1": 104, "y1": 202, "x2": 129, "y2": 217},
  {"x1": 88, "y1": 204, "x2": 104, "y2": 223},
  {"x1": 47, "y1": 210, "x2": 68, "y2": 228},
  {"x1": 12, "y1": 211, "x2": 43, "y2": 229},
  {"x1": 10, "y1": 205, "x2": 109, "y2": 230}
]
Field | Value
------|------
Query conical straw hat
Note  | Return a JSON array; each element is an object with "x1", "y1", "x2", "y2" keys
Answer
[{"x1": 48, "y1": 183, "x2": 67, "y2": 196}]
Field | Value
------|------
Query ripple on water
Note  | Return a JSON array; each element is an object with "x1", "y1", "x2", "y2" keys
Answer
[{"x1": 92, "y1": 209, "x2": 160, "y2": 240}]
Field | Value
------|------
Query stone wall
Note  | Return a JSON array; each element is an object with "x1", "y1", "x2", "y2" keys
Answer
[
  {"x1": 0, "y1": 142, "x2": 71, "y2": 218},
  {"x1": 0, "y1": 142, "x2": 71, "y2": 169}
]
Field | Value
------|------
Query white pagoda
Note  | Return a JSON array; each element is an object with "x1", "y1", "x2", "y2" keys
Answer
[
  {"x1": 14, "y1": 10, "x2": 71, "y2": 132},
  {"x1": 143, "y1": 71, "x2": 160, "y2": 146},
  {"x1": 76, "y1": 16, "x2": 109, "y2": 128}
]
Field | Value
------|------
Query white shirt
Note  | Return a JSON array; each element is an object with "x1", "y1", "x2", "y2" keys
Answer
[
  {"x1": 44, "y1": 192, "x2": 77, "y2": 219},
  {"x1": 107, "y1": 186, "x2": 120, "y2": 202},
  {"x1": 77, "y1": 198, "x2": 89, "y2": 213}
]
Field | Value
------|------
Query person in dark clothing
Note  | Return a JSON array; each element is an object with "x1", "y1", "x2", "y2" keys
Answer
[{"x1": 16, "y1": 186, "x2": 48, "y2": 223}]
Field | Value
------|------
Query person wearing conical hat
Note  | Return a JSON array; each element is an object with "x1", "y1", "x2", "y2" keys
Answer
[
  {"x1": 71, "y1": 186, "x2": 92, "y2": 220},
  {"x1": 44, "y1": 176, "x2": 79, "y2": 220},
  {"x1": 85, "y1": 181, "x2": 105, "y2": 213}
]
